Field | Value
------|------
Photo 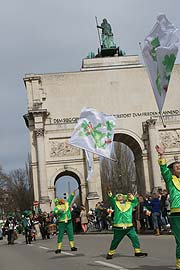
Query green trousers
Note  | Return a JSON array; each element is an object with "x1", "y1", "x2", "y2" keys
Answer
[
  {"x1": 57, "y1": 220, "x2": 74, "y2": 243},
  {"x1": 108, "y1": 227, "x2": 140, "y2": 255},
  {"x1": 169, "y1": 216, "x2": 180, "y2": 269}
]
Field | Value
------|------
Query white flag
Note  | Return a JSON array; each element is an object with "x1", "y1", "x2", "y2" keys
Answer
[
  {"x1": 69, "y1": 107, "x2": 116, "y2": 159},
  {"x1": 142, "y1": 14, "x2": 179, "y2": 113},
  {"x1": 85, "y1": 150, "x2": 93, "y2": 181}
]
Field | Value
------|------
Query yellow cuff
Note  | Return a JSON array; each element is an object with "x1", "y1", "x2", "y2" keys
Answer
[
  {"x1": 158, "y1": 159, "x2": 166, "y2": 165},
  {"x1": 113, "y1": 223, "x2": 133, "y2": 227},
  {"x1": 176, "y1": 258, "x2": 180, "y2": 269},
  {"x1": 171, "y1": 208, "x2": 180, "y2": 213},
  {"x1": 58, "y1": 242, "x2": 62, "y2": 249},
  {"x1": 134, "y1": 248, "x2": 141, "y2": 253},
  {"x1": 69, "y1": 241, "x2": 75, "y2": 248},
  {"x1": 108, "y1": 250, "x2": 116, "y2": 255}
]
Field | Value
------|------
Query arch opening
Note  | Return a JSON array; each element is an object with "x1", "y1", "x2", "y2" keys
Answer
[
  {"x1": 100, "y1": 132, "x2": 145, "y2": 202},
  {"x1": 54, "y1": 170, "x2": 82, "y2": 205}
]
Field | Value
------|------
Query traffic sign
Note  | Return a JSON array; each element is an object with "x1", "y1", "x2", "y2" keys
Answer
[{"x1": 33, "y1": 201, "x2": 39, "y2": 206}]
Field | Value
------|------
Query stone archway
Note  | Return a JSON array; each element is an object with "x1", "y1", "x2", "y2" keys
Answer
[
  {"x1": 54, "y1": 170, "x2": 82, "y2": 205},
  {"x1": 23, "y1": 54, "x2": 180, "y2": 212},
  {"x1": 113, "y1": 132, "x2": 146, "y2": 194}
]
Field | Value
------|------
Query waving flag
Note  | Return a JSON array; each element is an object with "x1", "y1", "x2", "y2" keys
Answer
[
  {"x1": 142, "y1": 14, "x2": 179, "y2": 113},
  {"x1": 85, "y1": 150, "x2": 93, "y2": 181},
  {"x1": 69, "y1": 107, "x2": 116, "y2": 159}
]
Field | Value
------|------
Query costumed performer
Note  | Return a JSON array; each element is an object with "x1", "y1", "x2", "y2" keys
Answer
[
  {"x1": 106, "y1": 186, "x2": 148, "y2": 259},
  {"x1": 156, "y1": 145, "x2": 180, "y2": 270},
  {"x1": 54, "y1": 190, "x2": 78, "y2": 254}
]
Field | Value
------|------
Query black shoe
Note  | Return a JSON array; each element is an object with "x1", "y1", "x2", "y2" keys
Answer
[
  {"x1": 71, "y1": 247, "x2": 77, "y2": 251},
  {"x1": 135, "y1": 252, "x2": 148, "y2": 257},
  {"x1": 55, "y1": 249, "x2": 61, "y2": 254},
  {"x1": 106, "y1": 254, "x2": 113, "y2": 260}
]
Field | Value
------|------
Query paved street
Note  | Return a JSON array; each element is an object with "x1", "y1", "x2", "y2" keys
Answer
[{"x1": 0, "y1": 233, "x2": 176, "y2": 270}]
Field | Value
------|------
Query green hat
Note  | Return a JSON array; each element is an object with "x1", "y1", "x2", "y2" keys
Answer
[
  {"x1": 9, "y1": 212, "x2": 13, "y2": 217},
  {"x1": 23, "y1": 210, "x2": 31, "y2": 217}
]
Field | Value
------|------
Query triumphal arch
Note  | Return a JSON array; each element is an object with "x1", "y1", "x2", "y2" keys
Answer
[{"x1": 23, "y1": 54, "x2": 180, "y2": 212}]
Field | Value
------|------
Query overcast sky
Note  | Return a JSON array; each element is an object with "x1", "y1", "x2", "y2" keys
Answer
[{"x1": 0, "y1": 0, "x2": 179, "y2": 172}]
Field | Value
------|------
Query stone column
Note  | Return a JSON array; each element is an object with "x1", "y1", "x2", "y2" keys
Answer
[
  {"x1": 80, "y1": 183, "x2": 88, "y2": 206},
  {"x1": 146, "y1": 119, "x2": 161, "y2": 188},
  {"x1": 86, "y1": 154, "x2": 102, "y2": 209},
  {"x1": 35, "y1": 128, "x2": 50, "y2": 211}
]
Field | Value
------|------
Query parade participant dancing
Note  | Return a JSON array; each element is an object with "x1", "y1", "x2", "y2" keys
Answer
[
  {"x1": 156, "y1": 145, "x2": 180, "y2": 270},
  {"x1": 106, "y1": 187, "x2": 148, "y2": 259},
  {"x1": 54, "y1": 190, "x2": 78, "y2": 254}
]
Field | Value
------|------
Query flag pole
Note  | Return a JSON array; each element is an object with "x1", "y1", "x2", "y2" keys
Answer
[
  {"x1": 159, "y1": 112, "x2": 166, "y2": 128},
  {"x1": 139, "y1": 42, "x2": 166, "y2": 128},
  {"x1": 139, "y1": 42, "x2": 142, "y2": 51},
  {"x1": 95, "y1": 16, "x2": 101, "y2": 48}
]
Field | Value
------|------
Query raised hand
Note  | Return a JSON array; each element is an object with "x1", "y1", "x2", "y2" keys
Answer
[
  {"x1": 155, "y1": 145, "x2": 165, "y2": 156},
  {"x1": 73, "y1": 188, "x2": 78, "y2": 194},
  {"x1": 127, "y1": 193, "x2": 134, "y2": 200},
  {"x1": 106, "y1": 184, "x2": 112, "y2": 193}
]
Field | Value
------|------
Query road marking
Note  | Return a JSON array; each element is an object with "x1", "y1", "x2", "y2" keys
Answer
[
  {"x1": 95, "y1": 261, "x2": 129, "y2": 270},
  {"x1": 38, "y1": 245, "x2": 75, "y2": 256},
  {"x1": 61, "y1": 251, "x2": 75, "y2": 256},
  {"x1": 17, "y1": 241, "x2": 76, "y2": 257},
  {"x1": 39, "y1": 246, "x2": 50, "y2": 250}
]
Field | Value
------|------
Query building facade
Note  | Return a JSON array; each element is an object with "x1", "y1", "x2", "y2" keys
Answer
[{"x1": 23, "y1": 55, "x2": 180, "y2": 211}]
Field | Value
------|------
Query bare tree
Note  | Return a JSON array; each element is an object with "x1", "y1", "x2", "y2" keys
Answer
[
  {"x1": 7, "y1": 168, "x2": 34, "y2": 213},
  {"x1": 100, "y1": 142, "x2": 136, "y2": 203},
  {"x1": 0, "y1": 165, "x2": 9, "y2": 219},
  {"x1": 0, "y1": 165, "x2": 9, "y2": 190},
  {"x1": 0, "y1": 155, "x2": 34, "y2": 217}
]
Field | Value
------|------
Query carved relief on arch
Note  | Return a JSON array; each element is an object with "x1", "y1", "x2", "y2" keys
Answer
[
  {"x1": 49, "y1": 140, "x2": 80, "y2": 157},
  {"x1": 159, "y1": 130, "x2": 180, "y2": 148}
]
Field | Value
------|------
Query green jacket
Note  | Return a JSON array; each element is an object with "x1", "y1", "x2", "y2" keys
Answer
[
  {"x1": 159, "y1": 159, "x2": 180, "y2": 213},
  {"x1": 108, "y1": 192, "x2": 138, "y2": 227},
  {"x1": 54, "y1": 193, "x2": 75, "y2": 223}
]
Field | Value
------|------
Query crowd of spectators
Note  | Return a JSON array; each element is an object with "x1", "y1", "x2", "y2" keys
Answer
[
  {"x1": 133, "y1": 189, "x2": 170, "y2": 235},
  {"x1": 1, "y1": 188, "x2": 171, "y2": 245}
]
